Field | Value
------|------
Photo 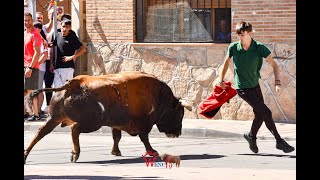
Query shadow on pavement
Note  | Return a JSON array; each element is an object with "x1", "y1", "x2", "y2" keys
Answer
[
  {"x1": 78, "y1": 154, "x2": 225, "y2": 164},
  {"x1": 237, "y1": 153, "x2": 296, "y2": 158},
  {"x1": 180, "y1": 154, "x2": 225, "y2": 160},
  {"x1": 24, "y1": 175, "x2": 168, "y2": 180}
]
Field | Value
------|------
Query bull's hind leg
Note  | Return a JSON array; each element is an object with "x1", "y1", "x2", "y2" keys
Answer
[
  {"x1": 111, "y1": 128, "x2": 122, "y2": 156},
  {"x1": 139, "y1": 134, "x2": 159, "y2": 156},
  {"x1": 24, "y1": 119, "x2": 61, "y2": 164},
  {"x1": 70, "y1": 122, "x2": 81, "y2": 163}
]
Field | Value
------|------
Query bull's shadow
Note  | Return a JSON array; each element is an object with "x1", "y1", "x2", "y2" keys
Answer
[{"x1": 78, "y1": 154, "x2": 225, "y2": 164}]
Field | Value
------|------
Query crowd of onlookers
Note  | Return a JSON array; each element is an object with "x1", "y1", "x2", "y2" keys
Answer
[{"x1": 24, "y1": 8, "x2": 87, "y2": 121}]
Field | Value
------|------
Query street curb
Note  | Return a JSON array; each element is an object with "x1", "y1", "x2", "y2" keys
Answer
[
  {"x1": 23, "y1": 122, "x2": 240, "y2": 139},
  {"x1": 24, "y1": 122, "x2": 295, "y2": 141}
]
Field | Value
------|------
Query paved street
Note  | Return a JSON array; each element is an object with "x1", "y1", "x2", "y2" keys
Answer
[{"x1": 24, "y1": 131, "x2": 296, "y2": 180}]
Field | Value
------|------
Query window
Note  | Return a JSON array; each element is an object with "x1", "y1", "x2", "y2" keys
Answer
[{"x1": 135, "y1": 0, "x2": 231, "y2": 43}]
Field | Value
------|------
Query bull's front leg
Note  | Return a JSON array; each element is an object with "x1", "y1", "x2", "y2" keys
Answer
[
  {"x1": 139, "y1": 134, "x2": 159, "y2": 156},
  {"x1": 70, "y1": 122, "x2": 81, "y2": 163},
  {"x1": 111, "y1": 128, "x2": 122, "y2": 156},
  {"x1": 24, "y1": 119, "x2": 61, "y2": 164}
]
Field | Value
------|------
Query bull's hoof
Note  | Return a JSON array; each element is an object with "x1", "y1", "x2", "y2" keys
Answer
[
  {"x1": 111, "y1": 150, "x2": 122, "y2": 156},
  {"x1": 71, "y1": 154, "x2": 79, "y2": 163},
  {"x1": 71, "y1": 151, "x2": 79, "y2": 163},
  {"x1": 147, "y1": 150, "x2": 159, "y2": 157},
  {"x1": 154, "y1": 151, "x2": 159, "y2": 156},
  {"x1": 24, "y1": 151, "x2": 28, "y2": 164}
]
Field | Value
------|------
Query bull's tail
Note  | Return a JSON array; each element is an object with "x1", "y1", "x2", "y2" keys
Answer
[{"x1": 24, "y1": 87, "x2": 66, "y2": 114}]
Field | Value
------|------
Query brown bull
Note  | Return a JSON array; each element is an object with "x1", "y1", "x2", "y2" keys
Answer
[{"x1": 24, "y1": 71, "x2": 192, "y2": 163}]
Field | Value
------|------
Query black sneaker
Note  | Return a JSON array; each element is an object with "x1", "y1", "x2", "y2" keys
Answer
[
  {"x1": 26, "y1": 115, "x2": 40, "y2": 122},
  {"x1": 276, "y1": 139, "x2": 295, "y2": 153},
  {"x1": 24, "y1": 114, "x2": 30, "y2": 119},
  {"x1": 39, "y1": 112, "x2": 49, "y2": 119},
  {"x1": 24, "y1": 114, "x2": 30, "y2": 122},
  {"x1": 244, "y1": 132, "x2": 259, "y2": 153}
]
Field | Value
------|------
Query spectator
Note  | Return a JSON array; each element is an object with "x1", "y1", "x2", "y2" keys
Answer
[
  {"x1": 42, "y1": 8, "x2": 55, "y2": 113},
  {"x1": 50, "y1": 19, "x2": 87, "y2": 88},
  {"x1": 215, "y1": 19, "x2": 231, "y2": 42},
  {"x1": 33, "y1": 21, "x2": 49, "y2": 119},
  {"x1": 57, "y1": 13, "x2": 77, "y2": 36},
  {"x1": 24, "y1": 12, "x2": 42, "y2": 121},
  {"x1": 36, "y1": 11, "x2": 44, "y2": 24},
  {"x1": 42, "y1": 8, "x2": 54, "y2": 35}
]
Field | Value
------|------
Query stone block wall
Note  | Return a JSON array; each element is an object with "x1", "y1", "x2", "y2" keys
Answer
[{"x1": 87, "y1": 42, "x2": 296, "y2": 123}]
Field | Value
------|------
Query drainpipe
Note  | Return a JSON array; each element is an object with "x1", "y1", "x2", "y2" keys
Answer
[
  {"x1": 50, "y1": 0, "x2": 58, "y2": 66},
  {"x1": 28, "y1": 0, "x2": 37, "y2": 21},
  {"x1": 49, "y1": 0, "x2": 64, "y2": 66},
  {"x1": 52, "y1": 1, "x2": 57, "y2": 41}
]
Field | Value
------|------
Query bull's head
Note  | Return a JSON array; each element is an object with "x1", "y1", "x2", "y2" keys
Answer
[{"x1": 156, "y1": 98, "x2": 193, "y2": 138}]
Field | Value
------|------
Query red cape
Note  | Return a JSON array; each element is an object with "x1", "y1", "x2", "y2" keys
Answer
[{"x1": 198, "y1": 81, "x2": 237, "y2": 119}]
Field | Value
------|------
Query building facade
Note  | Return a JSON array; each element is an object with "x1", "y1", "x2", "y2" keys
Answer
[{"x1": 32, "y1": 0, "x2": 296, "y2": 123}]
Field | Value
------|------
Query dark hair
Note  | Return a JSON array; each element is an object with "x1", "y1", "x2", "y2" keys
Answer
[
  {"x1": 33, "y1": 21, "x2": 47, "y2": 41},
  {"x1": 61, "y1": 19, "x2": 71, "y2": 26},
  {"x1": 61, "y1": 14, "x2": 71, "y2": 21},
  {"x1": 236, "y1": 21, "x2": 252, "y2": 34},
  {"x1": 33, "y1": 21, "x2": 43, "y2": 29},
  {"x1": 40, "y1": 30, "x2": 47, "y2": 41}
]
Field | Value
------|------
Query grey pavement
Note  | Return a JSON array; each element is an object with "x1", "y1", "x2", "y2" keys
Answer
[
  {"x1": 24, "y1": 118, "x2": 296, "y2": 141},
  {"x1": 24, "y1": 119, "x2": 296, "y2": 180},
  {"x1": 24, "y1": 165, "x2": 295, "y2": 180}
]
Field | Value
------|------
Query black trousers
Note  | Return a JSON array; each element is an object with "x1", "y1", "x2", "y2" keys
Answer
[
  {"x1": 236, "y1": 84, "x2": 281, "y2": 140},
  {"x1": 44, "y1": 60, "x2": 54, "y2": 106}
]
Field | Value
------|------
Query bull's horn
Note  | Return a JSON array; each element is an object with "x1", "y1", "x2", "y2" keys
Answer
[{"x1": 179, "y1": 99, "x2": 193, "y2": 111}]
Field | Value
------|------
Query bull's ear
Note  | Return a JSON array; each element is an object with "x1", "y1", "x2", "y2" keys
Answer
[{"x1": 179, "y1": 99, "x2": 193, "y2": 111}]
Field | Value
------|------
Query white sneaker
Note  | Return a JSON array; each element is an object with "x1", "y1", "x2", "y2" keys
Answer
[{"x1": 43, "y1": 106, "x2": 49, "y2": 113}]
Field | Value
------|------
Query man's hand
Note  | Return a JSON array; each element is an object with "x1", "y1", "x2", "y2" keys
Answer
[
  {"x1": 47, "y1": 42, "x2": 54, "y2": 48},
  {"x1": 219, "y1": 81, "x2": 226, "y2": 89},
  {"x1": 62, "y1": 56, "x2": 75, "y2": 62},
  {"x1": 275, "y1": 85, "x2": 281, "y2": 93},
  {"x1": 50, "y1": 63, "x2": 55, "y2": 73},
  {"x1": 275, "y1": 79, "x2": 281, "y2": 93},
  {"x1": 24, "y1": 68, "x2": 32, "y2": 78}
]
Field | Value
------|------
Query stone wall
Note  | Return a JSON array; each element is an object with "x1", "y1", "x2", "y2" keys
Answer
[{"x1": 87, "y1": 42, "x2": 296, "y2": 123}]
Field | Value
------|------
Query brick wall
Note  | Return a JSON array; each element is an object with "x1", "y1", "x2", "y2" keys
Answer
[
  {"x1": 231, "y1": 0, "x2": 296, "y2": 43},
  {"x1": 85, "y1": 0, "x2": 295, "y2": 43},
  {"x1": 86, "y1": 0, "x2": 134, "y2": 43}
]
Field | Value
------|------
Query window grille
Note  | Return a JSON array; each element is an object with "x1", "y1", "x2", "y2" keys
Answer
[{"x1": 135, "y1": 0, "x2": 231, "y2": 43}]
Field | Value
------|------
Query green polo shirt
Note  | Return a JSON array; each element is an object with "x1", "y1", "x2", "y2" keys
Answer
[{"x1": 227, "y1": 39, "x2": 271, "y2": 89}]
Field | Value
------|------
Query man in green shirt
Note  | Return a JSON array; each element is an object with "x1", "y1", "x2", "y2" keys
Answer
[{"x1": 219, "y1": 21, "x2": 294, "y2": 153}]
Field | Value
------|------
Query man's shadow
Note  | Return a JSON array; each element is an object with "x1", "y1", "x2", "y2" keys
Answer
[{"x1": 237, "y1": 153, "x2": 296, "y2": 158}]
